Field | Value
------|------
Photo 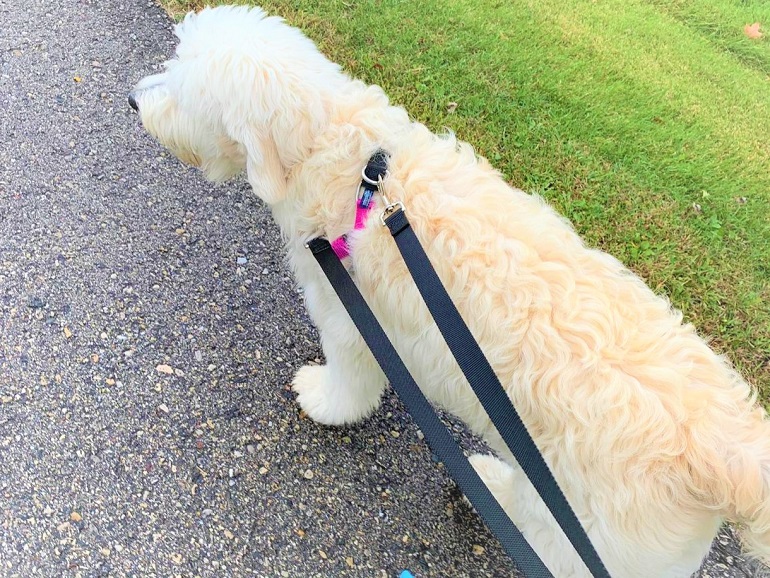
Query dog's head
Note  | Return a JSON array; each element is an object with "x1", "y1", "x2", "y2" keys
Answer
[{"x1": 129, "y1": 5, "x2": 347, "y2": 204}]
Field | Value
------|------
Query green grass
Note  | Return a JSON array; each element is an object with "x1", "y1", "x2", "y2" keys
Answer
[{"x1": 161, "y1": 0, "x2": 770, "y2": 400}]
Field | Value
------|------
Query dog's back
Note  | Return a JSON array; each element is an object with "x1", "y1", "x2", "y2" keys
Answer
[{"x1": 350, "y1": 124, "x2": 770, "y2": 574}]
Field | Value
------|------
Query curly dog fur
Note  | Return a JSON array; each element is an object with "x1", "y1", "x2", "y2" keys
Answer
[{"x1": 130, "y1": 6, "x2": 770, "y2": 576}]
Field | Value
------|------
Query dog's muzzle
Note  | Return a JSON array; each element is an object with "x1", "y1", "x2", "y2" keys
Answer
[{"x1": 129, "y1": 74, "x2": 167, "y2": 113}]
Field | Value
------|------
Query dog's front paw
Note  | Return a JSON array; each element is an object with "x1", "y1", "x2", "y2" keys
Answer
[{"x1": 292, "y1": 364, "x2": 351, "y2": 426}]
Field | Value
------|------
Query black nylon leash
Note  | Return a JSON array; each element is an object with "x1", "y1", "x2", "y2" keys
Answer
[
  {"x1": 382, "y1": 207, "x2": 611, "y2": 578},
  {"x1": 306, "y1": 236, "x2": 554, "y2": 578}
]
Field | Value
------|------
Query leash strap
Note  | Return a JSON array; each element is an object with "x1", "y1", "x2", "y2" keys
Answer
[
  {"x1": 307, "y1": 237, "x2": 554, "y2": 578},
  {"x1": 383, "y1": 208, "x2": 611, "y2": 578}
]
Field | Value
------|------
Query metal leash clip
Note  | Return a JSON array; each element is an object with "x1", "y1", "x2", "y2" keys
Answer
[
  {"x1": 375, "y1": 174, "x2": 405, "y2": 226},
  {"x1": 358, "y1": 166, "x2": 387, "y2": 210}
]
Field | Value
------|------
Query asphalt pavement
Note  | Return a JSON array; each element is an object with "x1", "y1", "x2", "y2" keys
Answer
[{"x1": 0, "y1": 1, "x2": 767, "y2": 576}]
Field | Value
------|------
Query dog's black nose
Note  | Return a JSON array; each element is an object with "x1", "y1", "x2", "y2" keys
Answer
[{"x1": 128, "y1": 93, "x2": 139, "y2": 112}]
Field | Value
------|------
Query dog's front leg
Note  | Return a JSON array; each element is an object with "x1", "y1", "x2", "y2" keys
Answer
[
  {"x1": 292, "y1": 335, "x2": 385, "y2": 426},
  {"x1": 290, "y1": 249, "x2": 386, "y2": 426}
]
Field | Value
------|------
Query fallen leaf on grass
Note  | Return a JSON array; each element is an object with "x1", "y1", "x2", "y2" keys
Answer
[
  {"x1": 744, "y1": 22, "x2": 763, "y2": 39},
  {"x1": 447, "y1": 101, "x2": 458, "y2": 113}
]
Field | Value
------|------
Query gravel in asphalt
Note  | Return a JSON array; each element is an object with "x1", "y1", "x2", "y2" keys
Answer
[{"x1": 0, "y1": 1, "x2": 767, "y2": 577}]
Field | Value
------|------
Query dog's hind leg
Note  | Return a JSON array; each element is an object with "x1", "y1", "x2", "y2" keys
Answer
[{"x1": 467, "y1": 453, "x2": 588, "y2": 577}]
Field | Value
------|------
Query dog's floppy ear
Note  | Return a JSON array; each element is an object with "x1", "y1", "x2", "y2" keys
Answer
[{"x1": 242, "y1": 130, "x2": 287, "y2": 205}]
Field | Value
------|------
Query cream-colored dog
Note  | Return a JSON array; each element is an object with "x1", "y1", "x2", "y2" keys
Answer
[{"x1": 130, "y1": 5, "x2": 770, "y2": 577}]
